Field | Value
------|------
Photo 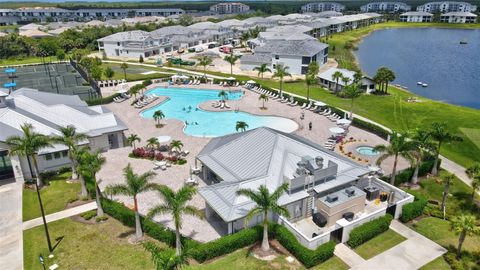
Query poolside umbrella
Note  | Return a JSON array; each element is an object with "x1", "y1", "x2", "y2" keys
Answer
[
  {"x1": 179, "y1": 75, "x2": 189, "y2": 80},
  {"x1": 314, "y1": 101, "x2": 327, "y2": 107},
  {"x1": 329, "y1": 127, "x2": 345, "y2": 135},
  {"x1": 246, "y1": 80, "x2": 256, "y2": 84},
  {"x1": 226, "y1": 77, "x2": 236, "y2": 80},
  {"x1": 337, "y1": 119, "x2": 351, "y2": 125},
  {"x1": 156, "y1": 135, "x2": 172, "y2": 144},
  {"x1": 116, "y1": 88, "x2": 128, "y2": 94}
]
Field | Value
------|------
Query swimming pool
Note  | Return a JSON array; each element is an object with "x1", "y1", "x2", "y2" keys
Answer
[
  {"x1": 141, "y1": 87, "x2": 298, "y2": 137},
  {"x1": 356, "y1": 146, "x2": 378, "y2": 156}
]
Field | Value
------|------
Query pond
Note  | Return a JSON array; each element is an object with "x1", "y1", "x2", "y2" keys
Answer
[{"x1": 355, "y1": 28, "x2": 480, "y2": 109}]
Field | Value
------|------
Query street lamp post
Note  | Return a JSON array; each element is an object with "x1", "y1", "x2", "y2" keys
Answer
[{"x1": 35, "y1": 180, "x2": 53, "y2": 253}]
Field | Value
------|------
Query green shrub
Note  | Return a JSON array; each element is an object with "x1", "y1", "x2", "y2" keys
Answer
[
  {"x1": 347, "y1": 214, "x2": 393, "y2": 248},
  {"x1": 380, "y1": 159, "x2": 441, "y2": 185},
  {"x1": 81, "y1": 210, "x2": 97, "y2": 220},
  {"x1": 142, "y1": 79, "x2": 152, "y2": 87},
  {"x1": 190, "y1": 226, "x2": 262, "y2": 263},
  {"x1": 400, "y1": 198, "x2": 427, "y2": 222},
  {"x1": 351, "y1": 118, "x2": 390, "y2": 140},
  {"x1": 272, "y1": 225, "x2": 335, "y2": 268},
  {"x1": 96, "y1": 215, "x2": 108, "y2": 222},
  {"x1": 86, "y1": 93, "x2": 120, "y2": 106},
  {"x1": 444, "y1": 251, "x2": 466, "y2": 270}
]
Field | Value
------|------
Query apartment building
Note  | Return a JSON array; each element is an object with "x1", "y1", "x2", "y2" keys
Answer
[
  {"x1": 301, "y1": 2, "x2": 346, "y2": 13},
  {"x1": 360, "y1": 2, "x2": 412, "y2": 12},
  {"x1": 209, "y1": 2, "x2": 250, "y2": 14},
  {"x1": 416, "y1": 1, "x2": 477, "y2": 12}
]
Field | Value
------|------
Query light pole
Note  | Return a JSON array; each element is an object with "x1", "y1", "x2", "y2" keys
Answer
[{"x1": 35, "y1": 180, "x2": 53, "y2": 253}]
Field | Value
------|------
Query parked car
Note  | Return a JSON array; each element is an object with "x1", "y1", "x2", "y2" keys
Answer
[
  {"x1": 195, "y1": 46, "x2": 204, "y2": 53},
  {"x1": 219, "y1": 46, "x2": 232, "y2": 54},
  {"x1": 178, "y1": 48, "x2": 185, "y2": 54},
  {"x1": 208, "y1": 43, "x2": 217, "y2": 49}
]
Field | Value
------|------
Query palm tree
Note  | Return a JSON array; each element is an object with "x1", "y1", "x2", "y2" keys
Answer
[
  {"x1": 373, "y1": 68, "x2": 386, "y2": 93},
  {"x1": 253, "y1": 63, "x2": 271, "y2": 79},
  {"x1": 218, "y1": 90, "x2": 228, "y2": 101},
  {"x1": 441, "y1": 173, "x2": 455, "y2": 218},
  {"x1": 353, "y1": 71, "x2": 363, "y2": 84},
  {"x1": 374, "y1": 131, "x2": 415, "y2": 185},
  {"x1": 129, "y1": 85, "x2": 140, "y2": 100},
  {"x1": 127, "y1": 134, "x2": 141, "y2": 149},
  {"x1": 343, "y1": 83, "x2": 362, "y2": 120},
  {"x1": 236, "y1": 183, "x2": 290, "y2": 251},
  {"x1": 147, "y1": 185, "x2": 203, "y2": 255},
  {"x1": 305, "y1": 73, "x2": 317, "y2": 102},
  {"x1": 146, "y1": 137, "x2": 159, "y2": 150},
  {"x1": 153, "y1": 110, "x2": 165, "y2": 126},
  {"x1": 272, "y1": 65, "x2": 291, "y2": 98},
  {"x1": 409, "y1": 129, "x2": 434, "y2": 185},
  {"x1": 235, "y1": 121, "x2": 249, "y2": 132},
  {"x1": 307, "y1": 61, "x2": 320, "y2": 77},
  {"x1": 105, "y1": 164, "x2": 157, "y2": 239},
  {"x1": 77, "y1": 150, "x2": 106, "y2": 217},
  {"x1": 332, "y1": 71, "x2": 343, "y2": 92},
  {"x1": 52, "y1": 125, "x2": 87, "y2": 181},
  {"x1": 465, "y1": 163, "x2": 480, "y2": 201},
  {"x1": 450, "y1": 215, "x2": 480, "y2": 259},
  {"x1": 429, "y1": 122, "x2": 462, "y2": 175},
  {"x1": 120, "y1": 62, "x2": 129, "y2": 80},
  {"x1": 382, "y1": 68, "x2": 396, "y2": 94},
  {"x1": 341, "y1": 76, "x2": 351, "y2": 89},
  {"x1": 223, "y1": 53, "x2": 240, "y2": 75},
  {"x1": 240, "y1": 31, "x2": 250, "y2": 47},
  {"x1": 258, "y1": 93, "x2": 268, "y2": 109},
  {"x1": 170, "y1": 140, "x2": 183, "y2": 154},
  {"x1": 144, "y1": 242, "x2": 189, "y2": 270},
  {"x1": 104, "y1": 66, "x2": 115, "y2": 79},
  {"x1": 197, "y1": 56, "x2": 212, "y2": 77},
  {"x1": 6, "y1": 123, "x2": 52, "y2": 187}
]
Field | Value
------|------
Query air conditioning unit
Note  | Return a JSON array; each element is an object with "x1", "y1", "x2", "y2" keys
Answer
[
  {"x1": 326, "y1": 194, "x2": 338, "y2": 203},
  {"x1": 345, "y1": 187, "x2": 355, "y2": 197}
]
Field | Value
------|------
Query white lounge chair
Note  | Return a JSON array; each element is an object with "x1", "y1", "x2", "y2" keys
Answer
[{"x1": 300, "y1": 103, "x2": 307, "y2": 109}]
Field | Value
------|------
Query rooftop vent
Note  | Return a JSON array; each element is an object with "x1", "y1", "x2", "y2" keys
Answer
[
  {"x1": 301, "y1": 155, "x2": 319, "y2": 174},
  {"x1": 315, "y1": 156, "x2": 324, "y2": 168},
  {"x1": 345, "y1": 187, "x2": 355, "y2": 197},
  {"x1": 326, "y1": 194, "x2": 338, "y2": 203}
]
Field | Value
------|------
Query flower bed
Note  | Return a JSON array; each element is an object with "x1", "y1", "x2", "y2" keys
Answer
[
  {"x1": 128, "y1": 147, "x2": 187, "y2": 165},
  {"x1": 338, "y1": 138, "x2": 370, "y2": 164}
]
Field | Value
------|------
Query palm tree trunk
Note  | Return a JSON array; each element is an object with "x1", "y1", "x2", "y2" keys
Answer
[
  {"x1": 350, "y1": 98, "x2": 354, "y2": 120},
  {"x1": 279, "y1": 80, "x2": 283, "y2": 98},
  {"x1": 69, "y1": 152, "x2": 78, "y2": 179},
  {"x1": 79, "y1": 176, "x2": 88, "y2": 197},
  {"x1": 412, "y1": 164, "x2": 420, "y2": 185},
  {"x1": 31, "y1": 155, "x2": 42, "y2": 187},
  {"x1": 390, "y1": 155, "x2": 398, "y2": 185},
  {"x1": 457, "y1": 231, "x2": 465, "y2": 259},
  {"x1": 230, "y1": 63, "x2": 233, "y2": 75},
  {"x1": 134, "y1": 196, "x2": 143, "y2": 239},
  {"x1": 432, "y1": 142, "x2": 441, "y2": 175},
  {"x1": 175, "y1": 226, "x2": 182, "y2": 255},
  {"x1": 385, "y1": 82, "x2": 389, "y2": 94},
  {"x1": 95, "y1": 178, "x2": 104, "y2": 217},
  {"x1": 261, "y1": 212, "x2": 269, "y2": 251},
  {"x1": 123, "y1": 70, "x2": 127, "y2": 80},
  {"x1": 441, "y1": 183, "x2": 449, "y2": 215},
  {"x1": 307, "y1": 85, "x2": 310, "y2": 102}
]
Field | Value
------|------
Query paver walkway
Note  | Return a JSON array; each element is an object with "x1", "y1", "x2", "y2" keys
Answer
[
  {"x1": 334, "y1": 243, "x2": 366, "y2": 267},
  {"x1": 23, "y1": 202, "x2": 97, "y2": 231},
  {"x1": 0, "y1": 181, "x2": 23, "y2": 270},
  {"x1": 347, "y1": 220, "x2": 446, "y2": 270}
]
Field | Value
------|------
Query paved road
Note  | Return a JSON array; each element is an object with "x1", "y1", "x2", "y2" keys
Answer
[
  {"x1": 23, "y1": 201, "x2": 97, "y2": 231},
  {"x1": 0, "y1": 182, "x2": 23, "y2": 270}
]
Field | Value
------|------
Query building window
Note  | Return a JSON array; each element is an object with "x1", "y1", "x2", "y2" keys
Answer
[
  {"x1": 62, "y1": 150, "x2": 68, "y2": 157},
  {"x1": 54, "y1": 152, "x2": 61, "y2": 159},
  {"x1": 275, "y1": 55, "x2": 279, "y2": 60},
  {"x1": 45, "y1": 154, "x2": 52, "y2": 161},
  {"x1": 302, "y1": 56, "x2": 311, "y2": 65},
  {"x1": 117, "y1": 42, "x2": 120, "y2": 46}
]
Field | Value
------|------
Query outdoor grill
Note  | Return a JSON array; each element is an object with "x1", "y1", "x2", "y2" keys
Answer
[{"x1": 312, "y1": 212, "x2": 327, "y2": 228}]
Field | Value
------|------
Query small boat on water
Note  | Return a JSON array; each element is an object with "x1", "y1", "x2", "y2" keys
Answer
[
  {"x1": 417, "y1": 81, "x2": 423, "y2": 85},
  {"x1": 460, "y1": 40, "x2": 468, "y2": 44},
  {"x1": 422, "y1": 83, "x2": 428, "y2": 87}
]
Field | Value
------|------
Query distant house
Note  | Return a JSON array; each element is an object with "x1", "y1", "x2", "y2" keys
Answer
[
  {"x1": 19, "y1": 29, "x2": 52, "y2": 38},
  {"x1": 0, "y1": 88, "x2": 127, "y2": 181},
  {"x1": 360, "y1": 2, "x2": 411, "y2": 13},
  {"x1": 197, "y1": 127, "x2": 413, "y2": 248},
  {"x1": 318, "y1": 67, "x2": 376, "y2": 93},
  {"x1": 416, "y1": 1, "x2": 477, "y2": 13},
  {"x1": 210, "y1": 2, "x2": 250, "y2": 14},
  {"x1": 440, "y1": 11, "x2": 477, "y2": 23},
  {"x1": 399, "y1": 11, "x2": 433, "y2": 22},
  {"x1": 301, "y1": 2, "x2": 346, "y2": 13},
  {"x1": 18, "y1": 23, "x2": 40, "y2": 33}
]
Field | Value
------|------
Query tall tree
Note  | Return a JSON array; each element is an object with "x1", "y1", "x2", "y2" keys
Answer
[
  {"x1": 374, "y1": 131, "x2": 415, "y2": 185},
  {"x1": 120, "y1": 62, "x2": 129, "y2": 80},
  {"x1": 440, "y1": 173, "x2": 455, "y2": 218},
  {"x1": 223, "y1": 53, "x2": 240, "y2": 75},
  {"x1": 52, "y1": 125, "x2": 87, "y2": 181},
  {"x1": 147, "y1": 185, "x2": 203, "y2": 255},
  {"x1": 239, "y1": 31, "x2": 250, "y2": 47},
  {"x1": 409, "y1": 128, "x2": 434, "y2": 185},
  {"x1": 272, "y1": 65, "x2": 291, "y2": 98},
  {"x1": 236, "y1": 183, "x2": 290, "y2": 251},
  {"x1": 170, "y1": 140, "x2": 184, "y2": 154},
  {"x1": 465, "y1": 163, "x2": 480, "y2": 201},
  {"x1": 343, "y1": 83, "x2": 362, "y2": 120},
  {"x1": 105, "y1": 164, "x2": 157, "y2": 239},
  {"x1": 382, "y1": 68, "x2": 396, "y2": 94},
  {"x1": 253, "y1": 63, "x2": 271, "y2": 79},
  {"x1": 146, "y1": 137, "x2": 160, "y2": 150},
  {"x1": 332, "y1": 71, "x2": 343, "y2": 92},
  {"x1": 305, "y1": 73, "x2": 317, "y2": 102},
  {"x1": 307, "y1": 61, "x2": 320, "y2": 77},
  {"x1": 235, "y1": 121, "x2": 249, "y2": 132},
  {"x1": 153, "y1": 110, "x2": 165, "y2": 126},
  {"x1": 353, "y1": 71, "x2": 363, "y2": 84},
  {"x1": 373, "y1": 68, "x2": 386, "y2": 92},
  {"x1": 450, "y1": 215, "x2": 479, "y2": 259},
  {"x1": 77, "y1": 150, "x2": 106, "y2": 217},
  {"x1": 127, "y1": 134, "x2": 141, "y2": 149},
  {"x1": 197, "y1": 56, "x2": 212, "y2": 78},
  {"x1": 258, "y1": 93, "x2": 269, "y2": 109},
  {"x1": 6, "y1": 124, "x2": 52, "y2": 187},
  {"x1": 143, "y1": 242, "x2": 189, "y2": 270},
  {"x1": 104, "y1": 66, "x2": 115, "y2": 79},
  {"x1": 429, "y1": 122, "x2": 462, "y2": 175}
]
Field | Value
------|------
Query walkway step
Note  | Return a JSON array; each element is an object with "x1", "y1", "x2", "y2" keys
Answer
[
  {"x1": 23, "y1": 202, "x2": 97, "y2": 231},
  {"x1": 334, "y1": 243, "x2": 366, "y2": 267}
]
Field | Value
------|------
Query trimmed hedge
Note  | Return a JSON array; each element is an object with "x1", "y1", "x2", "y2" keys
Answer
[
  {"x1": 272, "y1": 225, "x2": 335, "y2": 268},
  {"x1": 381, "y1": 158, "x2": 441, "y2": 186},
  {"x1": 400, "y1": 198, "x2": 427, "y2": 223},
  {"x1": 86, "y1": 93, "x2": 120, "y2": 106},
  {"x1": 190, "y1": 226, "x2": 263, "y2": 262},
  {"x1": 347, "y1": 214, "x2": 393, "y2": 248}
]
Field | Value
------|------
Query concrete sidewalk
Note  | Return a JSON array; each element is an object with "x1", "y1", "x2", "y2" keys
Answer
[
  {"x1": 23, "y1": 202, "x2": 97, "y2": 231},
  {"x1": 334, "y1": 243, "x2": 366, "y2": 267},
  {"x1": 0, "y1": 182, "x2": 23, "y2": 270}
]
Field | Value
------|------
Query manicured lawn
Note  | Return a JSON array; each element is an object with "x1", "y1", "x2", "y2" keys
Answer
[
  {"x1": 353, "y1": 229, "x2": 406, "y2": 259},
  {"x1": 459, "y1": 128, "x2": 480, "y2": 149},
  {"x1": 23, "y1": 217, "x2": 156, "y2": 270},
  {"x1": 100, "y1": 63, "x2": 174, "y2": 81},
  {"x1": 410, "y1": 217, "x2": 480, "y2": 254},
  {"x1": 186, "y1": 248, "x2": 348, "y2": 270},
  {"x1": 22, "y1": 172, "x2": 80, "y2": 221},
  {"x1": 419, "y1": 256, "x2": 451, "y2": 270},
  {"x1": 403, "y1": 171, "x2": 480, "y2": 218}
]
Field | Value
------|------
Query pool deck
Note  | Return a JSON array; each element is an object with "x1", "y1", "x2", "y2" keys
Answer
[{"x1": 98, "y1": 82, "x2": 409, "y2": 243}]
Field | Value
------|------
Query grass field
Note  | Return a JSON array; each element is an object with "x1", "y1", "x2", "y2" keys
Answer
[
  {"x1": 419, "y1": 256, "x2": 451, "y2": 270},
  {"x1": 354, "y1": 229, "x2": 407, "y2": 259},
  {"x1": 100, "y1": 63, "x2": 174, "y2": 81},
  {"x1": 23, "y1": 218, "x2": 156, "y2": 270},
  {"x1": 459, "y1": 128, "x2": 480, "y2": 149},
  {"x1": 22, "y1": 172, "x2": 80, "y2": 221}
]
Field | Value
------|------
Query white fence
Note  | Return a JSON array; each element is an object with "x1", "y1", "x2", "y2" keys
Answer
[{"x1": 278, "y1": 216, "x2": 331, "y2": 250}]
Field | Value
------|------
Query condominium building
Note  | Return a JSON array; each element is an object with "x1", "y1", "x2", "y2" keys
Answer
[
  {"x1": 301, "y1": 2, "x2": 346, "y2": 13},
  {"x1": 209, "y1": 2, "x2": 250, "y2": 14},
  {"x1": 360, "y1": 2, "x2": 412, "y2": 12},
  {"x1": 416, "y1": 1, "x2": 477, "y2": 13},
  {"x1": 399, "y1": 11, "x2": 434, "y2": 22},
  {"x1": 440, "y1": 11, "x2": 478, "y2": 23}
]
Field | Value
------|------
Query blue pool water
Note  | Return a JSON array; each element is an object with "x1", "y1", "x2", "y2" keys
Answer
[
  {"x1": 356, "y1": 146, "x2": 378, "y2": 156},
  {"x1": 356, "y1": 28, "x2": 480, "y2": 109},
  {"x1": 141, "y1": 87, "x2": 298, "y2": 137}
]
